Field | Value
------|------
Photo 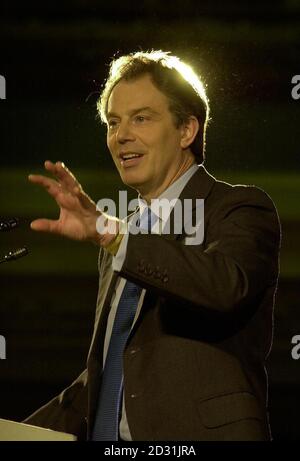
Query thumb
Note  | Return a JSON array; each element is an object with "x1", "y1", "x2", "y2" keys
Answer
[{"x1": 30, "y1": 218, "x2": 58, "y2": 233}]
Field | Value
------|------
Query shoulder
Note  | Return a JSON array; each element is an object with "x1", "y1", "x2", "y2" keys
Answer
[
  {"x1": 204, "y1": 175, "x2": 281, "y2": 241},
  {"x1": 193, "y1": 166, "x2": 278, "y2": 212},
  {"x1": 208, "y1": 175, "x2": 279, "y2": 216}
]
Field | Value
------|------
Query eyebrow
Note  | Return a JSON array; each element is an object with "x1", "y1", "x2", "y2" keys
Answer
[{"x1": 107, "y1": 106, "x2": 160, "y2": 119}]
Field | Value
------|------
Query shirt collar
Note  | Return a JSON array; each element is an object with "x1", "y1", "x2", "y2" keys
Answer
[{"x1": 138, "y1": 163, "x2": 199, "y2": 224}]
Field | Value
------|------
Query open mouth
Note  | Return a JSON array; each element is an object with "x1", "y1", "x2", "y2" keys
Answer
[{"x1": 119, "y1": 152, "x2": 144, "y2": 167}]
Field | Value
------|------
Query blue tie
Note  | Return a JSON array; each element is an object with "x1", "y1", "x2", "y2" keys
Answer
[{"x1": 91, "y1": 208, "x2": 155, "y2": 441}]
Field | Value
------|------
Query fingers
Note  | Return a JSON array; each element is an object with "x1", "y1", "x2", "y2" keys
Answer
[
  {"x1": 29, "y1": 160, "x2": 81, "y2": 197},
  {"x1": 29, "y1": 169, "x2": 95, "y2": 215},
  {"x1": 73, "y1": 186, "x2": 96, "y2": 211},
  {"x1": 28, "y1": 173, "x2": 61, "y2": 199},
  {"x1": 45, "y1": 160, "x2": 79, "y2": 191}
]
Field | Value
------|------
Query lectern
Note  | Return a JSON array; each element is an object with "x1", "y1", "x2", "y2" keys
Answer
[{"x1": 0, "y1": 418, "x2": 76, "y2": 441}]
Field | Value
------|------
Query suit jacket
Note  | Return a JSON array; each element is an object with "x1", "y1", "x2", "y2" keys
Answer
[{"x1": 24, "y1": 166, "x2": 281, "y2": 441}]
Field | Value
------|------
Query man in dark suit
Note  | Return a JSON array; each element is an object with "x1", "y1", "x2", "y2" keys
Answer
[{"x1": 25, "y1": 51, "x2": 281, "y2": 441}]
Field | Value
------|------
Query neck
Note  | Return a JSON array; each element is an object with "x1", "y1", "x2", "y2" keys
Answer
[{"x1": 141, "y1": 151, "x2": 196, "y2": 204}]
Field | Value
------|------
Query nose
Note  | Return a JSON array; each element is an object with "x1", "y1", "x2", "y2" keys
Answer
[{"x1": 116, "y1": 120, "x2": 135, "y2": 144}]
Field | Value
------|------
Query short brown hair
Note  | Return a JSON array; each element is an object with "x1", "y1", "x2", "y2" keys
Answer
[{"x1": 97, "y1": 50, "x2": 210, "y2": 164}]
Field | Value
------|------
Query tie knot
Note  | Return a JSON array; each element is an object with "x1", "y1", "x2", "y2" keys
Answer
[{"x1": 139, "y1": 207, "x2": 157, "y2": 232}]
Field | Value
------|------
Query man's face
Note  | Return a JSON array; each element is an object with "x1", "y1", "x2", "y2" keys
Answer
[{"x1": 106, "y1": 74, "x2": 190, "y2": 199}]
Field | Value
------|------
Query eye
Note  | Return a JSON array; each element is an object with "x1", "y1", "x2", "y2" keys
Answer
[
  {"x1": 108, "y1": 119, "x2": 118, "y2": 129},
  {"x1": 134, "y1": 115, "x2": 148, "y2": 123}
]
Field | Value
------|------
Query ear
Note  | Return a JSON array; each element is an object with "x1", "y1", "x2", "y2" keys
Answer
[{"x1": 180, "y1": 116, "x2": 199, "y2": 149}]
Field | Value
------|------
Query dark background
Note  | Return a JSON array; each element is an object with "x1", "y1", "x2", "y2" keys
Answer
[{"x1": 0, "y1": 0, "x2": 300, "y2": 440}]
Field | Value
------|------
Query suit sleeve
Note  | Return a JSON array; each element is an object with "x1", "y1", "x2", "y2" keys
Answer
[
  {"x1": 23, "y1": 369, "x2": 88, "y2": 439},
  {"x1": 117, "y1": 186, "x2": 281, "y2": 319}
]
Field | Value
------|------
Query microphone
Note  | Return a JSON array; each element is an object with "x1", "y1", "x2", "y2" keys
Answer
[
  {"x1": 0, "y1": 218, "x2": 19, "y2": 232},
  {"x1": 0, "y1": 247, "x2": 29, "y2": 264}
]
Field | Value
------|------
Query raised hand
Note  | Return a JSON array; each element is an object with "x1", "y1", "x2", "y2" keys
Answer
[{"x1": 28, "y1": 160, "x2": 117, "y2": 246}]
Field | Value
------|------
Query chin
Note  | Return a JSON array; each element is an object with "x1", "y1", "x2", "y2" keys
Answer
[{"x1": 120, "y1": 170, "x2": 147, "y2": 189}]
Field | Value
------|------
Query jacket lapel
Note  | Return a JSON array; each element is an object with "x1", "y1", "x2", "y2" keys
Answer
[{"x1": 162, "y1": 165, "x2": 216, "y2": 241}]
